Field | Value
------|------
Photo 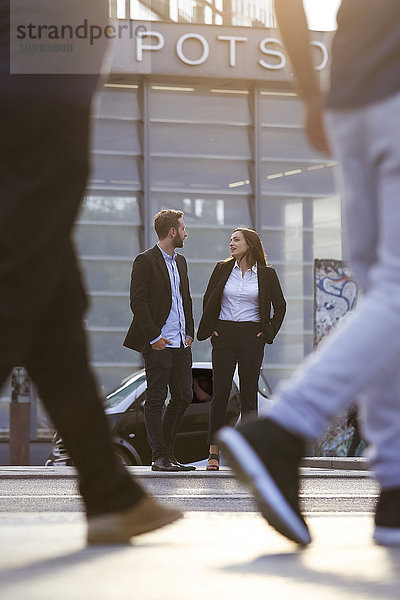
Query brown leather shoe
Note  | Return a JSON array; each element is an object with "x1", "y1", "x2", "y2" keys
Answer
[{"x1": 87, "y1": 496, "x2": 183, "y2": 544}]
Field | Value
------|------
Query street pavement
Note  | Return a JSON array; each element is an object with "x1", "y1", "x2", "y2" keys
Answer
[
  {"x1": 0, "y1": 465, "x2": 378, "y2": 512},
  {"x1": 1, "y1": 465, "x2": 399, "y2": 600}
]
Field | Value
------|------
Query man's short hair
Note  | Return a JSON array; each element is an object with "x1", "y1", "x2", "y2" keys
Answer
[{"x1": 153, "y1": 209, "x2": 183, "y2": 240}]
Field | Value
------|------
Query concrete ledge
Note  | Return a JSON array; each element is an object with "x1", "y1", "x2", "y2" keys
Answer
[
  {"x1": 301, "y1": 457, "x2": 369, "y2": 471},
  {"x1": 0, "y1": 457, "x2": 370, "y2": 478}
]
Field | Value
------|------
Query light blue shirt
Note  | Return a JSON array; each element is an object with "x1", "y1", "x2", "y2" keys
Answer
[{"x1": 150, "y1": 245, "x2": 188, "y2": 348}]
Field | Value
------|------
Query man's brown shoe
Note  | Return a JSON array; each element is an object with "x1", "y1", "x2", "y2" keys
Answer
[{"x1": 87, "y1": 496, "x2": 183, "y2": 544}]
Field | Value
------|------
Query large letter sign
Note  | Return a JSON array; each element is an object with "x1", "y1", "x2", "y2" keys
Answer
[
  {"x1": 136, "y1": 31, "x2": 165, "y2": 61},
  {"x1": 176, "y1": 33, "x2": 209, "y2": 65}
]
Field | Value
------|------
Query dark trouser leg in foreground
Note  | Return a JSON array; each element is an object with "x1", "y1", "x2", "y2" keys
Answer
[
  {"x1": 24, "y1": 260, "x2": 145, "y2": 517},
  {"x1": 0, "y1": 98, "x2": 182, "y2": 543},
  {"x1": 24, "y1": 276, "x2": 182, "y2": 542}
]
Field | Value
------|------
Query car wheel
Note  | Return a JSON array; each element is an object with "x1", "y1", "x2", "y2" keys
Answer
[{"x1": 113, "y1": 446, "x2": 135, "y2": 466}]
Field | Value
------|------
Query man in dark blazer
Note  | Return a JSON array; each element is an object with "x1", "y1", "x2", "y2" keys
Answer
[{"x1": 124, "y1": 210, "x2": 195, "y2": 471}]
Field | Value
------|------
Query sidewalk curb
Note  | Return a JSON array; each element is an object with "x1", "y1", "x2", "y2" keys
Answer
[
  {"x1": 0, "y1": 457, "x2": 369, "y2": 478},
  {"x1": 301, "y1": 457, "x2": 369, "y2": 471}
]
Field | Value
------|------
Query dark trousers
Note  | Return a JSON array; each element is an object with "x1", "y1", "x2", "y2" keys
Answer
[
  {"x1": 143, "y1": 346, "x2": 192, "y2": 460},
  {"x1": 0, "y1": 97, "x2": 144, "y2": 517},
  {"x1": 209, "y1": 320, "x2": 265, "y2": 444}
]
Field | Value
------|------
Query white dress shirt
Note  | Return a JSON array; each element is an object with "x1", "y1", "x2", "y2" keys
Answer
[{"x1": 219, "y1": 262, "x2": 261, "y2": 322}]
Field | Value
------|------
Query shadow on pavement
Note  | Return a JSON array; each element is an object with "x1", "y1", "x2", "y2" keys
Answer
[
  {"x1": 0, "y1": 545, "x2": 127, "y2": 591},
  {"x1": 220, "y1": 547, "x2": 400, "y2": 599}
]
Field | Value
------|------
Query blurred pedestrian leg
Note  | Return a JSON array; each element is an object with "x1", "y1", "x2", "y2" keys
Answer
[
  {"x1": 218, "y1": 0, "x2": 400, "y2": 548},
  {"x1": 0, "y1": 0, "x2": 182, "y2": 543}
]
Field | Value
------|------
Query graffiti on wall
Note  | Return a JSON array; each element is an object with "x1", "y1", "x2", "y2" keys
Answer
[
  {"x1": 313, "y1": 259, "x2": 361, "y2": 456},
  {"x1": 314, "y1": 259, "x2": 358, "y2": 348}
]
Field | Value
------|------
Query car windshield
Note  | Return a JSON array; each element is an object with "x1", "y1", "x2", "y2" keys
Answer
[
  {"x1": 258, "y1": 371, "x2": 272, "y2": 398},
  {"x1": 103, "y1": 372, "x2": 146, "y2": 409}
]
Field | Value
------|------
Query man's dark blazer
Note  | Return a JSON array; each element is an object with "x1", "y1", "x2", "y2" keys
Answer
[
  {"x1": 123, "y1": 245, "x2": 194, "y2": 353},
  {"x1": 197, "y1": 259, "x2": 286, "y2": 344}
]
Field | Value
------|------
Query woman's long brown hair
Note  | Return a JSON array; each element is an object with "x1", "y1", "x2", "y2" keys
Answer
[{"x1": 232, "y1": 227, "x2": 267, "y2": 268}]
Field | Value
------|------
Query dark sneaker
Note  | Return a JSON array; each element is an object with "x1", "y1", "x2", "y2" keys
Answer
[
  {"x1": 374, "y1": 487, "x2": 400, "y2": 546},
  {"x1": 217, "y1": 418, "x2": 311, "y2": 546}
]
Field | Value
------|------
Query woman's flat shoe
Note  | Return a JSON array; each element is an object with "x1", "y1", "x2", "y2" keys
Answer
[{"x1": 206, "y1": 453, "x2": 219, "y2": 471}]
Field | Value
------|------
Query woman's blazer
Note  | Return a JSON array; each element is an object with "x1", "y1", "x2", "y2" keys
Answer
[{"x1": 197, "y1": 258, "x2": 286, "y2": 344}]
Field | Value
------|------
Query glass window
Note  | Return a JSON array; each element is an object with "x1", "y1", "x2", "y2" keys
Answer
[
  {"x1": 90, "y1": 154, "x2": 141, "y2": 190},
  {"x1": 86, "y1": 296, "x2": 131, "y2": 327},
  {"x1": 261, "y1": 127, "x2": 320, "y2": 161},
  {"x1": 313, "y1": 195, "x2": 342, "y2": 228},
  {"x1": 261, "y1": 161, "x2": 336, "y2": 195},
  {"x1": 260, "y1": 93, "x2": 302, "y2": 126},
  {"x1": 151, "y1": 123, "x2": 251, "y2": 158},
  {"x1": 150, "y1": 88, "x2": 251, "y2": 124},
  {"x1": 92, "y1": 118, "x2": 140, "y2": 153},
  {"x1": 261, "y1": 229, "x2": 315, "y2": 263},
  {"x1": 80, "y1": 259, "x2": 132, "y2": 293},
  {"x1": 192, "y1": 296, "x2": 206, "y2": 335},
  {"x1": 152, "y1": 157, "x2": 252, "y2": 193},
  {"x1": 180, "y1": 228, "x2": 233, "y2": 260},
  {"x1": 151, "y1": 193, "x2": 251, "y2": 226},
  {"x1": 80, "y1": 195, "x2": 141, "y2": 223},
  {"x1": 314, "y1": 229, "x2": 342, "y2": 259},
  {"x1": 271, "y1": 263, "x2": 313, "y2": 297},
  {"x1": 74, "y1": 224, "x2": 141, "y2": 257},
  {"x1": 187, "y1": 262, "x2": 219, "y2": 296},
  {"x1": 261, "y1": 195, "x2": 308, "y2": 227},
  {"x1": 87, "y1": 331, "x2": 134, "y2": 363},
  {"x1": 283, "y1": 297, "x2": 313, "y2": 332},
  {"x1": 266, "y1": 332, "x2": 313, "y2": 363},
  {"x1": 94, "y1": 89, "x2": 140, "y2": 120}
]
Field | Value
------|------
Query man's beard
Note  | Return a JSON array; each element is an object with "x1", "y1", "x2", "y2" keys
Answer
[{"x1": 174, "y1": 235, "x2": 184, "y2": 248}]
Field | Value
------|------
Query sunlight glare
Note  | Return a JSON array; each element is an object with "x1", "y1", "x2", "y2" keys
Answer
[{"x1": 304, "y1": 0, "x2": 341, "y2": 31}]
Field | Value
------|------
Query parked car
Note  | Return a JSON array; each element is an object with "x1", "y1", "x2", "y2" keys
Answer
[{"x1": 45, "y1": 362, "x2": 272, "y2": 466}]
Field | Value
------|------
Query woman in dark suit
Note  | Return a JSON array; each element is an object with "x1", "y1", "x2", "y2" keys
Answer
[{"x1": 197, "y1": 227, "x2": 286, "y2": 470}]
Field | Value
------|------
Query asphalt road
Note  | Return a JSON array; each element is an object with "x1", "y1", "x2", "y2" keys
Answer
[
  {"x1": 0, "y1": 467, "x2": 379, "y2": 513},
  {"x1": 3, "y1": 468, "x2": 399, "y2": 600}
]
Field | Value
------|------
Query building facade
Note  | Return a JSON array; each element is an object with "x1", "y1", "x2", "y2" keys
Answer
[
  {"x1": 0, "y1": 0, "x2": 342, "y2": 439},
  {"x1": 80, "y1": 19, "x2": 341, "y2": 395},
  {"x1": 0, "y1": 5, "x2": 342, "y2": 438}
]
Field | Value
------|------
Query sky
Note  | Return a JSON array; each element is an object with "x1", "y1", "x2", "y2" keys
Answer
[{"x1": 304, "y1": 0, "x2": 341, "y2": 31}]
